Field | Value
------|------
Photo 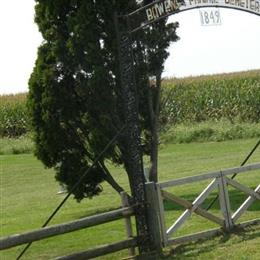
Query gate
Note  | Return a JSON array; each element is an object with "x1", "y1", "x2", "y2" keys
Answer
[
  {"x1": 117, "y1": 0, "x2": 260, "y2": 254},
  {"x1": 145, "y1": 162, "x2": 260, "y2": 248}
]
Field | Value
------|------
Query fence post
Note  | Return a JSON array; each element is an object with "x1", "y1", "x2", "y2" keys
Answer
[
  {"x1": 218, "y1": 173, "x2": 233, "y2": 231},
  {"x1": 120, "y1": 192, "x2": 135, "y2": 257},
  {"x1": 145, "y1": 182, "x2": 163, "y2": 254}
]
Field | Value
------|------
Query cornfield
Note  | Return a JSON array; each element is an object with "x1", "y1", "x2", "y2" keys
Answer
[
  {"x1": 0, "y1": 70, "x2": 260, "y2": 138},
  {"x1": 0, "y1": 93, "x2": 29, "y2": 137},
  {"x1": 160, "y1": 70, "x2": 260, "y2": 126}
]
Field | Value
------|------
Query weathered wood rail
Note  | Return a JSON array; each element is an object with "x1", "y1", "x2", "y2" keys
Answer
[
  {"x1": 0, "y1": 192, "x2": 137, "y2": 259},
  {"x1": 145, "y1": 162, "x2": 260, "y2": 247},
  {"x1": 1, "y1": 163, "x2": 260, "y2": 259}
]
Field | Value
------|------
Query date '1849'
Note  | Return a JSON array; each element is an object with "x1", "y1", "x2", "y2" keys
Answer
[{"x1": 199, "y1": 8, "x2": 222, "y2": 26}]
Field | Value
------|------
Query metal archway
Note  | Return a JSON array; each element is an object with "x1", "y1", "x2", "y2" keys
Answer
[{"x1": 127, "y1": 0, "x2": 260, "y2": 33}]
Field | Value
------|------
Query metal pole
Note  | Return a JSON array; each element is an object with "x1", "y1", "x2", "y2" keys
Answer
[{"x1": 114, "y1": 11, "x2": 153, "y2": 254}]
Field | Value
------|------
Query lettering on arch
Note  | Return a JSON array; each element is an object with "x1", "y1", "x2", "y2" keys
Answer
[{"x1": 127, "y1": 0, "x2": 260, "y2": 32}]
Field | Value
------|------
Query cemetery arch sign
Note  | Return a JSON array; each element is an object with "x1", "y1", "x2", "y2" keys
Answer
[{"x1": 127, "y1": 0, "x2": 260, "y2": 33}]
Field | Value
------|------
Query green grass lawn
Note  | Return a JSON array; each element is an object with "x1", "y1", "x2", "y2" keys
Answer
[{"x1": 1, "y1": 138, "x2": 260, "y2": 259}]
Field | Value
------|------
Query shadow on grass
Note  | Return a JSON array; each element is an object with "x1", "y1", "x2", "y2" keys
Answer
[{"x1": 161, "y1": 225, "x2": 260, "y2": 259}]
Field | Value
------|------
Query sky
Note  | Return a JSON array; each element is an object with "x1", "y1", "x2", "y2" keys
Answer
[
  {"x1": 164, "y1": 8, "x2": 260, "y2": 77},
  {"x1": 0, "y1": 0, "x2": 42, "y2": 95},
  {"x1": 0, "y1": 1, "x2": 260, "y2": 94}
]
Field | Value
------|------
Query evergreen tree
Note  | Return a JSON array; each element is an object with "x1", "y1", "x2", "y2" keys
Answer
[{"x1": 28, "y1": 0, "x2": 178, "y2": 201}]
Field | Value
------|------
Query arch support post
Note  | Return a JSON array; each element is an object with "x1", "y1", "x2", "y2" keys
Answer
[{"x1": 114, "y1": 13, "x2": 154, "y2": 255}]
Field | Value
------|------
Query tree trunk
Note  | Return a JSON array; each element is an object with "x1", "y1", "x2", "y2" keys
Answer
[{"x1": 99, "y1": 162, "x2": 125, "y2": 195}]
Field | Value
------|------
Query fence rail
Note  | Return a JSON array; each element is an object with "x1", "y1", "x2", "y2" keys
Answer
[
  {"x1": 0, "y1": 206, "x2": 134, "y2": 250},
  {"x1": 0, "y1": 192, "x2": 136, "y2": 259},
  {"x1": 167, "y1": 218, "x2": 260, "y2": 246},
  {"x1": 2, "y1": 164, "x2": 260, "y2": 259},
  {"x1": 159, "y1": 163, "x2": 260, "y2": 188},
  {"x1": 55, "y1": 237, "x2": 138, "y2": 260}
]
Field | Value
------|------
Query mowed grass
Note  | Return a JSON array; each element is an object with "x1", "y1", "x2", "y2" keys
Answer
[{"x1": 1, "y1": 138, "x2": 260, "y2": 259}]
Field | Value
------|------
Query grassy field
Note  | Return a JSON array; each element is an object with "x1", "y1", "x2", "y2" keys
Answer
[
  {"x1": 0, "y1": 135, "x2": 34, "y2": 155},
  {"x1": 0, "y1": 120, "x2": 260, "y2": 157},
  {"x1": 161, "y1": 120, "x2": 260, "y2": 144},
  {"x1": 1, "y1": 138, "x2": 260, "y2": 259}
]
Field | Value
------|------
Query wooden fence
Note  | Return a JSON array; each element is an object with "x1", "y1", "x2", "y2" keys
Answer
[
  {"x1": 1, "y1": 163, "x2": 260, "y2": 259},
  {"x1": 0, "y1": 192, "x2": 137, "y2": 260},
  {"x1": 145, "y1": 163, "x2": 260, "y2": 247}
]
